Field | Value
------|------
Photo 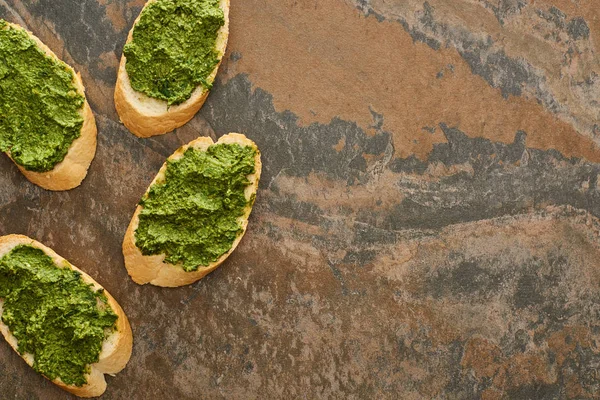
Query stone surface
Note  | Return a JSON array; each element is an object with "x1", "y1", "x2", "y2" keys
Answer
[{"x1": 1, "y1": 0, "x2": 600, "y2": 399}]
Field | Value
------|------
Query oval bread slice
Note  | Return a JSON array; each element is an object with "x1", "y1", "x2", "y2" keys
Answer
[
  {"x1": 4, "y1": 23, "x2": 97, "y2": 191},
  {"x1": 123, "y1": 133, "x2": 261, "y2": 287},
  {"x1": 0, "y1": 234, "x2": 133, "y2": 398},
  {"x1": 114, "y1": 0, "x2": 230, "y2": 138}
]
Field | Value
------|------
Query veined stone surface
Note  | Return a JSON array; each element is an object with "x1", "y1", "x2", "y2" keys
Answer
[{"x1": 0, "y1": 0, "x2": 599, "y2": 398}]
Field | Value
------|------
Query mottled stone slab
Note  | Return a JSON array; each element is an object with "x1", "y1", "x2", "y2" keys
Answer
[{"x1": 1, "y1": 0, "x2": 600, "y2": 398}]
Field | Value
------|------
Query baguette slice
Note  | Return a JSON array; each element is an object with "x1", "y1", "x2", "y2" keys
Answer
[
  {"x1": 123, "y1": 133, "x2": 261, "y2": 287},
  {"x1": 0, "y1": 234, "x2": 133, "y2": 398},
  {"x1": 3, "y1": 23, "x2": 97, "y2": 191},
  {"x1": 114, "y1": 0, "x2": 230, "y2": 138}
]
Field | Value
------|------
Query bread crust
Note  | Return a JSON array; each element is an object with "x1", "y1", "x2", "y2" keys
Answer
[
  {"x1": 114, "y1": 0, "x2": 230, "y2": 138},
  {"x1": 123, "y1": 133, "x2": 261, "y2": 287},
  {"x1": 5, "y1": 23, "x2": 97, "y2": 191},
  {"x1": 0, "y1": 234, "x2": 133, "y2": 398}
]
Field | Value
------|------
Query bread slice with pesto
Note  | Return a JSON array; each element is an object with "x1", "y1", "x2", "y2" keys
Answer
[
  {"x1": 0, "y1": 235, "x2": 133, "y2": 397},
  {"x1": 0, "y1": 21, "x2": 97, "y2": 191},
  {"x1": 114, "y1": 0, "x2": 229, "y2": 138},
  {"x1": 123, "y1": 133, "x2": 261, "y2": 287}
]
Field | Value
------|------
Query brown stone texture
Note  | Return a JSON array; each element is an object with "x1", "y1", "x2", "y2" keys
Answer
[{"x1": 1, "y1": 0, "x2": 600, "y2": 398}]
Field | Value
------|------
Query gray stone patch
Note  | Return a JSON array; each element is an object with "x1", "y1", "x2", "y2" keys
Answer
[
  {"x1": 356, "y1": 0, "x2": 384, "y2": 22},
  {"x1": 268, "y1": 196, "x2": 324, "y2": 226},
  {"x1": 481, "y1": 0, "x2": 528, "y2": 25},
  {"x1": 537, "y1": 6, "x2": 567, "y2": 29},
  {"x1": 425, "y1": 259, "x2": 504, "y2": 300},
  {"x1": 342, "y1": 249, "x2": 377, "y2": 266},
  {"x1": 567, "y1": 17, "x2": 590, "y2": 41},
  {"x1": 505, "y1": 383, "x2": 562, "y2": 399},
  {"x1": 377, "y1": 124, "x2": 600, "y2": 232},
  {"x1": 398, "y1": 17, "x2": 441, "y2": 51}
]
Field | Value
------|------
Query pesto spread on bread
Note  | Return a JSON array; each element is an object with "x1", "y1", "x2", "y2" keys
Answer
[
  {"x1": 134, "y1": 143, "x2": 256, "y2": 271},
  {"x1": 123, "y1": 0, "x2": 225, "y2": 106},
  {"x1": 0, "y1": 245, "x2": 117, "y2": 386},
  {"x1": 0, "y1": 20, "x2": 84, "y2": 172}
]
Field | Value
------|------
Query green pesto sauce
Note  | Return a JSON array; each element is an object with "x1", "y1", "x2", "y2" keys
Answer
[
  {"x1": 0, "y1": 20, "x2": 84, "y2": 172},
  {"x1": 135, "y1": 143, "x2": 256, "y2": 271},
  {"x1": 0, "y1": 246, "x2": 118, "y2": 386},
  {"x1": 123, "y1": 0, "x2": 225, "y2": 105}
]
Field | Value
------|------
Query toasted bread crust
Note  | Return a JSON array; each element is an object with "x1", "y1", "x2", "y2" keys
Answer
[
  {"x1": 123, "y1": 133, "x2": 261, "y2": 287},
  {"x1": 114, "y1": 0, "x2": 230, "y2": 138},
  {"x1": 5, "y1": 23, "x2": 97, "y2": 191},
  {"x1": 0, "y1": 235, "x2": 133, "y2": 398}
]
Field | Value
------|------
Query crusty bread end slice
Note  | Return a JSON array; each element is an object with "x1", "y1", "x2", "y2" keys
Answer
[
  {"x1": 114, "y1": 0, "x2": 230, "y2": 138},
  {"x1": 5, "y1": 23, "x2": 97, "y2": 191},
  {"x1": 123, "y1": 133, "x2": 261, "y2": 287},
  {"x1": 0, "y1": 234, "x2": 133, "y2": 398}
]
